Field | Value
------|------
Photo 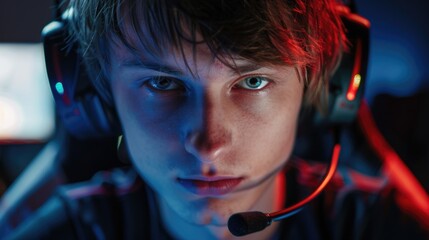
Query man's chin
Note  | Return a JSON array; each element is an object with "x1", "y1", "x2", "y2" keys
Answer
[{"x1": 183, "y1": 210, "x2": 231, "y2": 227}]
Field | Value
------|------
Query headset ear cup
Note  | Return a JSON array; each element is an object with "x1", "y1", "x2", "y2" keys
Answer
[
  {"x1": 77, "y1": 91, "x2": 120, "y2": 136},
  {"x1": 42, "y1": 19, "x2": 119, "y2": 138},
  {"x1": 325, "y1": 12, "x2": 370, "y2": 125}
]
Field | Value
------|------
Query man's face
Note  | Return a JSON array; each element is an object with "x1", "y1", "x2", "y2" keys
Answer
[{"x1": 109, "y1": 38, "x2": 304, "y2": 226}]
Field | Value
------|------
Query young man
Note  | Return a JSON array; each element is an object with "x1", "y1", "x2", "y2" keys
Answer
[
  {"x1": 3, "y1": 0, "x2": 428, "y2": 239},
  {"x1": 68, "y1": 0, "x2": 343, "y2": 239}
]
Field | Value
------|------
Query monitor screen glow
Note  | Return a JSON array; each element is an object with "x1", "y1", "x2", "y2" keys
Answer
[{"x1": 0, "y1": 43, "x2": 55, "y2": 142}]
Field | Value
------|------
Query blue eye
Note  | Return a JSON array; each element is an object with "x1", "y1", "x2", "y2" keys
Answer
[
  {"x1": 148, "y1": 77, "x2": 182, "y2": 91},
  {"x1": 235, "y1": 76, "x2": 270, "y2": 90}
]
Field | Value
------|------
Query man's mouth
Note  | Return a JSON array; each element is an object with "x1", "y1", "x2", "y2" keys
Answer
[{"x1": 177, "y1": 177, "x2": 244, "y2": 196}]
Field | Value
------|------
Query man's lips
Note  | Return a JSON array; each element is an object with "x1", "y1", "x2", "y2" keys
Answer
[{"x1": 177, "y1": 177, "x2": 244, "y2": 196}]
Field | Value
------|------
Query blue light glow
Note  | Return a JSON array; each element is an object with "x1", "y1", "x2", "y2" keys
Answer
[{"x1": 55, "y1": 82, "x2": 64, "y2": 95}]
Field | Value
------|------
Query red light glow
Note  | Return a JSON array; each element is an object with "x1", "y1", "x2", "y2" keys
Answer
[
  {"x1": 358, "y1": 101, "x2": 429, "y2": 229},
  {"x1": 346, "y1": 74, "x2": 361, "y2": 101}
]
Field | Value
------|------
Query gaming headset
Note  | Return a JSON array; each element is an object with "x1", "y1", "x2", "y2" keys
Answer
[{"x1": 41, "y1": 1, "x2": 370, "y2": 237}]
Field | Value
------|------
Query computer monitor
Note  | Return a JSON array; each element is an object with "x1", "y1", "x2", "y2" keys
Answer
[{"x1": 0, "y1": 43, "x2": 55, "y2": 143}]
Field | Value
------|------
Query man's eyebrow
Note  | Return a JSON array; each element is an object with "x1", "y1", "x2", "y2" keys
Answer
[
  {"x1": 230, "y1": 62, "x2": 264, "y2": 75},
  {"x1": 119, "y1": 59, "x2": 183, "y2": 75},
  {"x1": 119, "y1": 58, "x2": 264, "y2": 76}
]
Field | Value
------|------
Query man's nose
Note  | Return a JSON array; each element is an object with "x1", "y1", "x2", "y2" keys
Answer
[{"x1": 184, "y1": 90, "x2": 232, "y2": 163}]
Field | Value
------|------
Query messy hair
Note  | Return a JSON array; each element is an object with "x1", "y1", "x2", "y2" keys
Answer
[{"x1": 66, "y1": 0, "x2": 346, "y2": 110}]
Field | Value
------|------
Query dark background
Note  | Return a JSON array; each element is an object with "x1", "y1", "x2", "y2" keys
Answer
[{"x1": 0, "y1": 0, "x2": 52, "y2": 42}]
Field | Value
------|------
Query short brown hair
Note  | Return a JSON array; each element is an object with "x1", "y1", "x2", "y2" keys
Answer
[{"x1": 67, "y1": 0, "x2": 346, "y2": 110}]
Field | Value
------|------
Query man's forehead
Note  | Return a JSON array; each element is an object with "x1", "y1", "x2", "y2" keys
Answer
[{"x1": 110, "y1": 35, "x2": 264, "y2": 75}]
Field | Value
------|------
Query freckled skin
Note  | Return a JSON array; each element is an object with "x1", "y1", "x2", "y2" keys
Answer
[{"x1": 109, "y1": 39, "x2": 304, "y2": 239}]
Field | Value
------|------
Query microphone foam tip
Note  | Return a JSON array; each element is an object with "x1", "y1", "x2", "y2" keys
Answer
[{"x1": 227, "y1": 211, "x2": 271, "y2": 237}]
